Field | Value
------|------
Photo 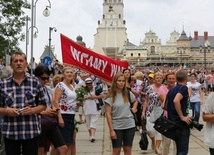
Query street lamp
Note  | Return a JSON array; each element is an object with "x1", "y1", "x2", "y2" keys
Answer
[
  {"x1": 30, "y1": 0, "x2": 51, "y2": 75},
  {"x1": 200, "y1": 41, "x2": 210, "y2": 69},
  {"x1": 160, "y1": 54, "x2": 165, "y2": 66},
  {"x1": 49, "y1": 27, "x2": 57, "y2": 56},
  {"x1": 26, "y1": 16, "x2": 39, "y2": 62},
  {"x1": 177, "y1": 48, "x2": 185, "y2": 67}
]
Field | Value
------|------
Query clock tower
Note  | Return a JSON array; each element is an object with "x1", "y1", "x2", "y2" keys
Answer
[{"x1": 93, "y1": 0, "x2": 127, "y2": 59}]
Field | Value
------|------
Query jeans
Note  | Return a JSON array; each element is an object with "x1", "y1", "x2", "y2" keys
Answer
[
  {"x1": 175, "y1": 126, "x2": 190, "y2": 155},
  {"x1": 190, "y1": 102, "x2": 201, "y2": 122},
  {"x1": 210, "y1": 148, "x2": 214, "y2": 155}
]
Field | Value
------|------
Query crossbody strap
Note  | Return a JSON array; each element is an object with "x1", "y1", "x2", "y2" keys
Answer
[{"x1": 164, "y1": 85, "x2": 184, "y2": 111}]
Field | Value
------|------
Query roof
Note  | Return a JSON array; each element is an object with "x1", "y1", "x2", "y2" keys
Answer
[
  {"x1": 40, "y1": 46, "x2": 56, "y2": 60},
  {"x1": 190, "y1": 36, "x2": 214, "y2": 48},
  {"x1": 76, "y1": 35, "x2": 86, "y2": 47},
  {"x1": 125, "y1": 40, "x2": 145, "y2": 50},
  {"x1": 126, "y1": 41, "x2": 136, "y2": 47},
  {"x1": 178, "y1": 30, "x2": 190, "y2": 41}
]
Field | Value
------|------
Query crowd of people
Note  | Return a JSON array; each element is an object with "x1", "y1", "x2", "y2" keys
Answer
[{"x1": 0, "y1": 51, "x2": 214, "y2": 155}]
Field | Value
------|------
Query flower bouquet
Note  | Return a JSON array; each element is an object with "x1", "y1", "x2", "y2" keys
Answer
[{"x1": 75, "y1": 85, "x2": 88, "y2": 102}]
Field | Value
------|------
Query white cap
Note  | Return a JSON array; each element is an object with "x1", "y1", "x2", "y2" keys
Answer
[{"x1": 85, "y1": 78, "x2": 93, "y2": 83}]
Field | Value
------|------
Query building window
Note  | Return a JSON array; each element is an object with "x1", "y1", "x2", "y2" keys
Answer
[
  {"x1": 131, "y1": 53, "x2": 133, "y2": 57},
  {"x1": 151, "y1": 46, "x2": 155, "y2": 54},
  {"x1": 138, "y1": 53, "x2": 141, "y2": 56}
]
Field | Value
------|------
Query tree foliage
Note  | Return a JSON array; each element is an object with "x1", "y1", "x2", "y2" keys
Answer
[{"x1": 0, "y1": 0, "x2": 30, "y2": 58}]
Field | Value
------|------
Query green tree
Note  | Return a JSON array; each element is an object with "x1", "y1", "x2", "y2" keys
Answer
[{"x1": 0, "y1": 0, "x2": 30, "y2": 58}]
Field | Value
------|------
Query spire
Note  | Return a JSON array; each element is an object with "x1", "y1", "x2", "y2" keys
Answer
[{"x1": 178, "y1": 30, "x2": 189, "y2": 41}]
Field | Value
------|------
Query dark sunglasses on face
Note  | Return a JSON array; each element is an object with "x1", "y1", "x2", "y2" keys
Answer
[{"x1": 40, "y1": 77, "x2": 49, "y2": 81}]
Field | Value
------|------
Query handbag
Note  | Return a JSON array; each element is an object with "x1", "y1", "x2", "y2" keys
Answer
[
  {"x1": 41, "y1": 115, "x2": 58, "y2": 130},
  {"x1": 139, "y1": 130, "x2": 148, "y2": 150},
  {"x1": 154, "y1": 115, "x2": 181, "y2": 141},
  {"x1": 127, "y1": 90, "x2": 138, "y2": 124},
  {"x1": 96, "y1": 102, "x2": 101, "y2": 110}
]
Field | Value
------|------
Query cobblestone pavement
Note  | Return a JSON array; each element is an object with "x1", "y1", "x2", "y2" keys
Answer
[{"x1": 71, "y1": 95, "x2": 210, "y2": 155}]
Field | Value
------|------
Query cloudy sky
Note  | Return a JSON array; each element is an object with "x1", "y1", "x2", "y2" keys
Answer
[{"x1": 19, "y1": 0, "x2": 214, "y2": 63}]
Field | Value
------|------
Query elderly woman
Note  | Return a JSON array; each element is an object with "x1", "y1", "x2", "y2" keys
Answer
[
  {"x1": 54, "y1": 67, "x2": 78, "y2": 155},
  {"x1": 142, "y1": 72, "x2": 164, "y2": 155},
  {"x1": 159, "y1": 72, "x2": 176, "y2": 155}
]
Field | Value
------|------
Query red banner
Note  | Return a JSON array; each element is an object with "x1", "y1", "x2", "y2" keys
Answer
[{"x1": 60, "y1": 34, "x2": 129, "y2": 82}]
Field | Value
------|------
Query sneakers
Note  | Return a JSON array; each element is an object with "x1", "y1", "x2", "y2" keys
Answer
[
  {"x1": 89, "y1": 136, "x2": 95, "y2": 142},
  {"x1": 91, "y1": 136, "x2": 95, "y2": 142}
]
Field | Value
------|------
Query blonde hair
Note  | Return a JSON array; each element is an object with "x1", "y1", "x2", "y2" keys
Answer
[
  {"x1": 154, "y1": 72, "x2": 163, "y2": 79},
  {"x1": 62, "y1": 66, "x2": 73, "y2": 73},
  {"x1": 134, "y1": 71, "x2": 143, "y2": 79},
  {"x1": 52, "y1": 74, "x2": 63, "y2": 87},
  {"x1": 131, "y1": 75, "x2": 137, "y2": 82}
]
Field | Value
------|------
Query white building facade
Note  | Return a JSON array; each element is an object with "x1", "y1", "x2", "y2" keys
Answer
[{"x1": 93, "y1": 0, "x2": 127, "y2": 59}]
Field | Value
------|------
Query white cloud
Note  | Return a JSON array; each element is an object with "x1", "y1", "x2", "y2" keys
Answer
[{"x1": 19, "y1": 0, "x2": 214, "y2": 63}]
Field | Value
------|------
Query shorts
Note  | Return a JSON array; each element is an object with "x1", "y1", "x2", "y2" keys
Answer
[
  {"x1": 38, "y1": 126, "x2": 65, "y2": 148},
  {"x1": 111, "y1": 127, "x2": 135, "y2": 148},
  {"x1": 59, "y1": 114, "x2": 75, "y2": 145}
]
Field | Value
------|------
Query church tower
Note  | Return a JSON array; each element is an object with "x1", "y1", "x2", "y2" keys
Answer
[{"x1": 93, "y1": 0, "x2": 127, "y2": 59}]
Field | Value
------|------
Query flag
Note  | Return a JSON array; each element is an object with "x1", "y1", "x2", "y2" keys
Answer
[{"x1": 60, "y1": 34, "x2": 129, "y2": 82}]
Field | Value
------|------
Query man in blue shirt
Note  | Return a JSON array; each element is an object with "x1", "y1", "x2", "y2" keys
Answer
[
  {"x1": 167, "y1": 69, "x2": 192, "y2": 155},
  {"x1": 0, "y1": 51, "x2": 46, "y2": 155}
]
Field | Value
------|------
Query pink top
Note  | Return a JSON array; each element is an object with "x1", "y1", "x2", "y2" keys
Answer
[
  {"x1": 158, "y1": 85, "x2": 169, "y2": 117},
  {"x1": 209, "y1": 74, "x2": 214, "y2": 83}
]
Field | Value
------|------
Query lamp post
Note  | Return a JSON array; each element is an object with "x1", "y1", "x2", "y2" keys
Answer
[
  {"x1": 30, "y1": 0, "x2": 51, "y2": 75},
  {"x1": 160, "y1": 54, "x2": 165, "y2": 66},
  {"x1": 200, "y1": 41, "x2": 210, "y2": 69},
  {"x1": 25, "y1": 16, "x2": 30, "y2": 61},
  {"x1": 177, "y1": 48, "x2": 185, "y2": 67},
  {"x1": 48, "y1": 27, "x2": 57, "y2": 56}
]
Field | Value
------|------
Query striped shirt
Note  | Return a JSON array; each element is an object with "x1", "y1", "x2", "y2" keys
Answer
[{"x1": 0, "y1": 74, "x2": 46, "y2": 140}]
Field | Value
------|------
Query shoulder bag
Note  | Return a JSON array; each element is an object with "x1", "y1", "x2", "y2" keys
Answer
[{"x1": 153, "y1": 90, "x2": 181, "y2": 141}]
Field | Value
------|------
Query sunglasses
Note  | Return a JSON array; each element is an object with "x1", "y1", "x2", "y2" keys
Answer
[{"x1": 40, "y1": 77, "x2": 49, "y2": 81}]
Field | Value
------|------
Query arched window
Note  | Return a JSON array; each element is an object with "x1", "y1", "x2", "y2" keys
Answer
[{"x1": 151, "y1": 46, "x2": 155, "y2": 54}]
